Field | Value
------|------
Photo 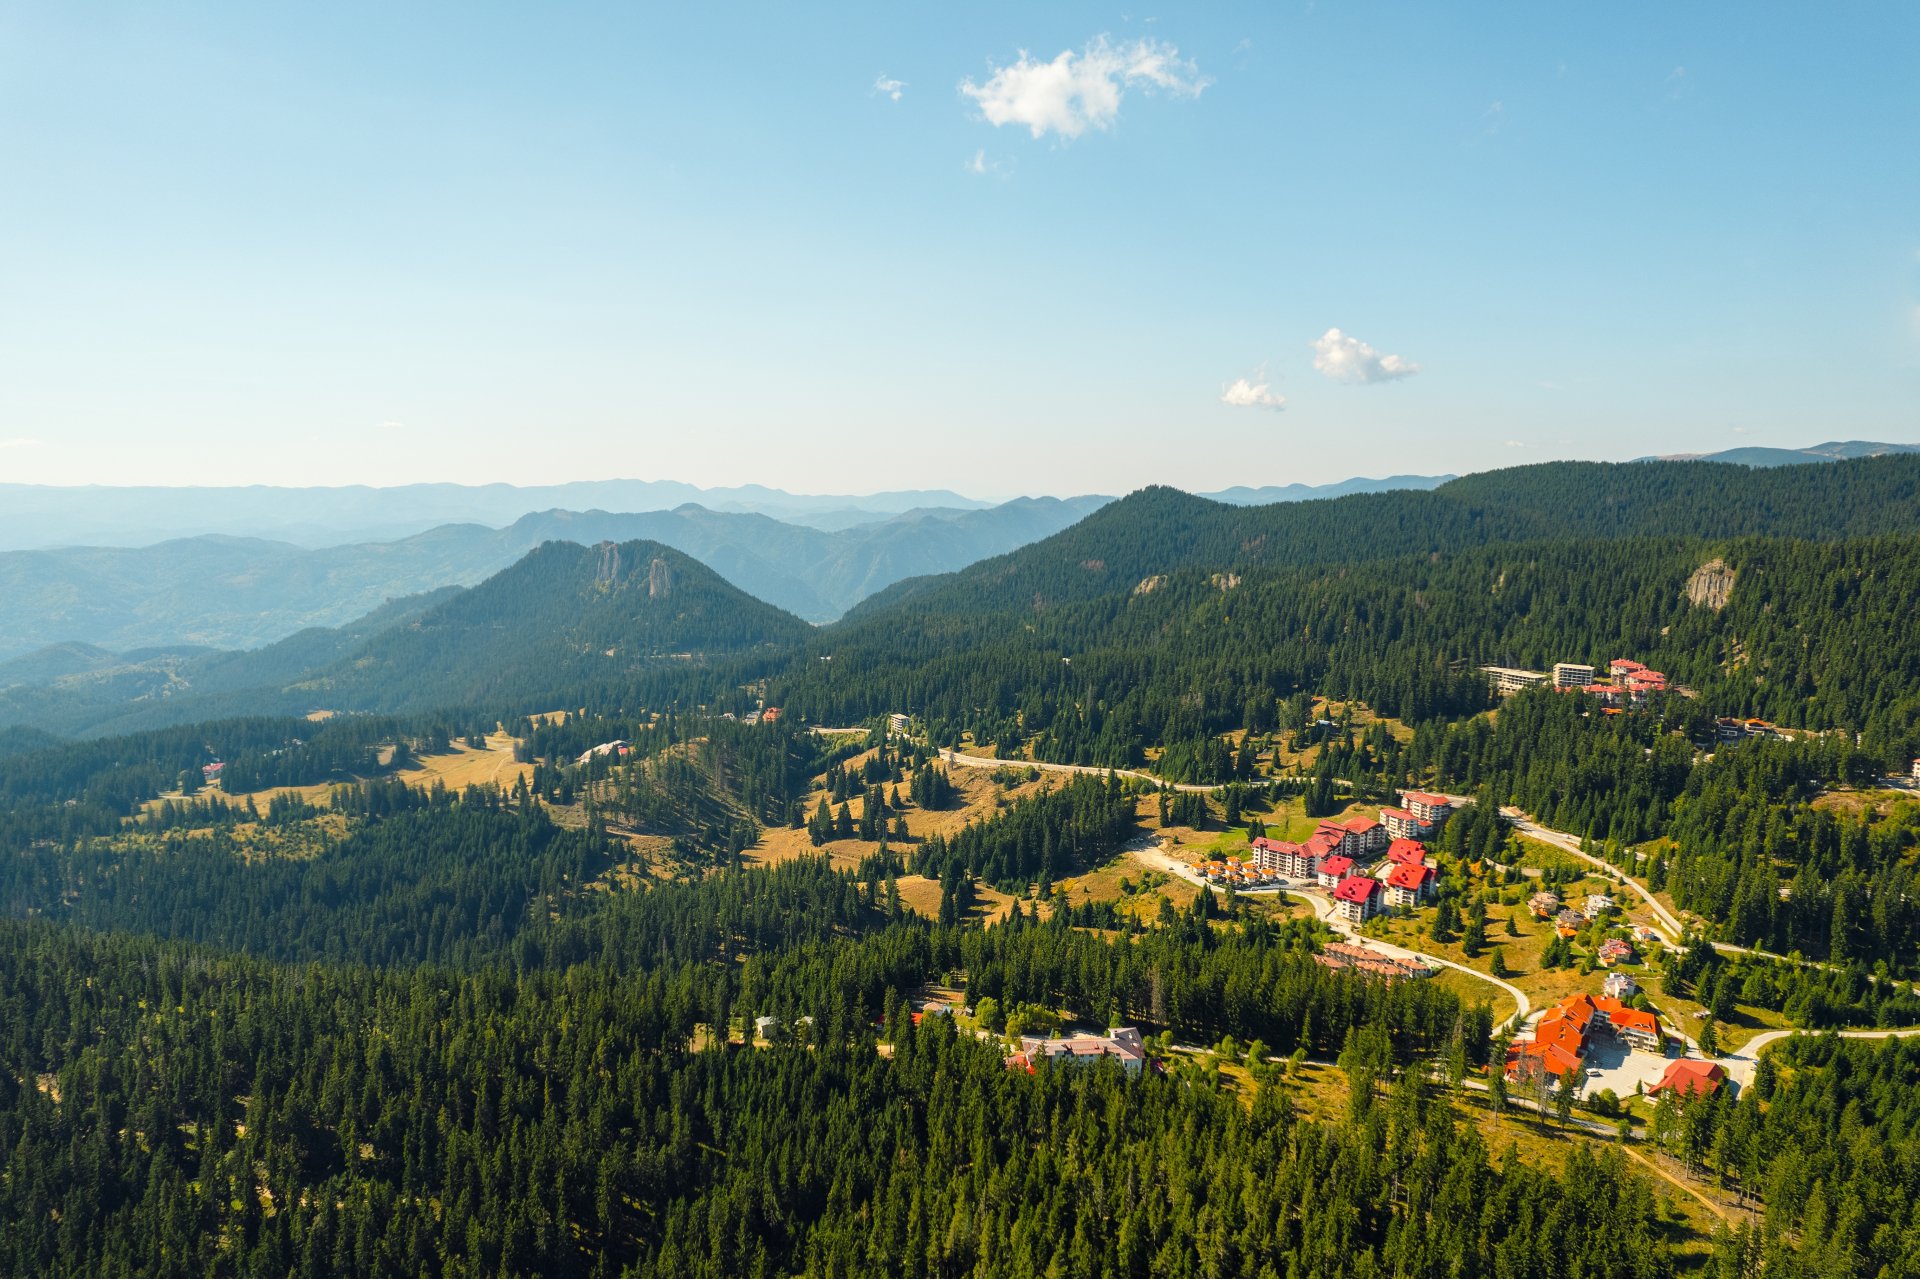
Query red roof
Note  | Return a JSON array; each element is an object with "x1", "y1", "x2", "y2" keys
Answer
[
  {"x1": 1386, "y1": 838, "x2": 1428, "y2": 865},
  {"x1": 1648, "y1": 1059, "x2": 1726, "y2": 1098},
  {"x1": 1385, "y1": 863, "x2": 1435, "y2": 891},
  {"x1": 1611, "y1": 659, "x2": 1646, "y2": 673},
  {"x1": 1340, "y1": 816, "x2": 1381, "y2": 834},
  {"x1": 1305, "y1": 831, "x2": 1345, "y2": 858},
  {"x1": 1318, "y1": 854, "x2": 1354, "y2": 878},
  {"x1": 1380, "y1": 807, "x2": 1413, "y2": 821},
  {"x1": 1402, "y1": 791, "x2": 1451, "y2": 808},
  {"x1": 1333, "y1": 875, "x2": 1382, "y2": 904}
]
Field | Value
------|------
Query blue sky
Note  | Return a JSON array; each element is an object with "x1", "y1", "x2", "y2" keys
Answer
[{"x1": 1, "y1": 2, "x2": 1915, "y2": 496}]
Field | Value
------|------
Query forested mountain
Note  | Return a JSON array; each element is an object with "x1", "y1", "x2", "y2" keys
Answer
[
  {"x1": 1641, "y1": 438, "x2": 1920, "y2": 467},
  {"x1": 0, "y1": 495, "x2": 1111, "y2": 660},
  {"x1": 852, "y1": 454, "x2": 1920, "y2": 619}
]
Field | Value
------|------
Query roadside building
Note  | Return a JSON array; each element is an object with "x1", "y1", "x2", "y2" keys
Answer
[
  {"x1": 1332, "y1": 874, "x2": 1384, "y2": 923},
  {"x1": 1583, "y1": 893, "x2": 1616, "y2": 920},
  {"x1": 1597, "y1": 937, "x2": 1637, "y2": 967},
  {"x1": 1316, "y1": 854, "x2": 1354, "y2": 889},
  {"x1": 1603, "y1": 970, "x2": 1638, "y2": 1001},
  {"x1": 1385, "y1": 838, "x2": 1428, "y2": 868},
  {"x1": 1380, "y1": 807, "x2": 1437, "y2": 841},
  {"x1": 1012, "y1": 1027, "x2": 1147, "y2": 1076},
  {"x1": 1528, "y1": 890, "x2": 1562, "y2": 918},
  {"x1": 1647, "y1": 1059, "x2": 1728, "y2": 1099},
  {"x1": 1400, "y1": 791, "x2": 1454, "y2": 827}
]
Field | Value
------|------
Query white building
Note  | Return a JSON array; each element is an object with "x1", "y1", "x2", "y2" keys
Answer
[{"x1": 1553, "y1": 663, "x2": 1596, "y2": 690}]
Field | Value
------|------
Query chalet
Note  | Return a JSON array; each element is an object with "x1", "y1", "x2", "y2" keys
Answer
[
  {"x1": 1554, "y1": 908, "x2": 1583, "y2": 938},
  {"x1": 1527, "y1": 890, "x2": 1562, "y2": 918},
  {"x1": 1647, "y1": 1059, "x2": 1728, "y2": 1099},
  {"x1": 1385, "y1": 838, "x2": 1428, "y2": 868},
  {"x1": 1316, "y1": 854, "x2": 1355, "y2": 889},
  {"x1": 1332, "y1": 874, "x2": 1383, "y2": 923},
  {"x1": 1603, "y1": 971, "x2": 1639, "y2": 1001},
  {"x1": 1583, "y1": 893, "x2": 1616, "y2": 920},
  {"x1": 1597, "y1": 937, "x2": 1637, "y2": 967},
  {"x1": 1383, "y1": 861, "x2": 1436, "y2": 907},
  {"x1": 1379, "y1": 807, "x2": 1435, "y2": 841},
  {"x1": 1400, "y1": 791, "x2": 1454, "y2": 827},
  {"x1": 201, "y1": 762, "x2": 225, "y2": 781},
  {"x1": 1014, "y1": 1027, "x2": 1147, "y2": 1076}
]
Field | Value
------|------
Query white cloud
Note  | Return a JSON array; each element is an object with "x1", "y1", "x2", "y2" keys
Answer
[
  {"x1": 965, "y1": 149, "x2": 1010, "y2": 177},
  {"x1": 960, "y1": 35, "x2": 1208, "y2": 140},
  {"x1": 0, "y1": 437, "x2": 43, "y2": 449},
  {"x1": 1504, "y1": 439, "x2": 1526, "y2": 448},
  {"x1": 1220, "y1": 368, "x2": 1286, "y2": 412},
  {"x1": 1310, "y1": 328, "x2": 1422, "y2": 384},
  {"x1": 873, "y1": 75, "x2": 906, "y2": 102},
  {"x1": 377, "y1": 420, "x2": 406, "y2": 432}
]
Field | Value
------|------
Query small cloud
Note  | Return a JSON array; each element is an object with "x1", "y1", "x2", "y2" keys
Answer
[
  {"x1": 873, "y1": 75, "x2": 906, "y2": 102},
  {"x1": 1482, "y1": 100, "x2": 1505, "y2": 135},
  {"x1": 965, "y1": 148, "x2": 1010, "y2": 177},
  {"x1": 0, "y1": 437, "x2": 43, "y2": 449},
  {"x1": 1220, "y1": 367, "x2": 1286, "y2": 412},
  {"x1": 1310, "y1": 329, "x2": 1421, "y2": 384},
  {"x1": 1664, "y1": 65, "x2": 1688, "y2": 100},
  {"x1": 1731, "y1": 425, "x2": 1750, "y2": 435},
  {"x1": 378, "y1": 420, "x2": 406, "y2": 432},
  {"x1": 1504, "y1": 440, "x2": 1526, "y2": 448},
  {"x1": 960, "y1": 35, "x2": 1208, "y2": 141}
]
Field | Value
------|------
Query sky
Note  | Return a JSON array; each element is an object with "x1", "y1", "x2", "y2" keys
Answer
[{"x1": 1, "y1": 2, "x2": 1916, "y2": 497}]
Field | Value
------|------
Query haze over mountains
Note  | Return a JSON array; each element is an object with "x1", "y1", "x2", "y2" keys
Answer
[{"x1": 8, "y1": 451, "x2": 1920, "y2": 740}]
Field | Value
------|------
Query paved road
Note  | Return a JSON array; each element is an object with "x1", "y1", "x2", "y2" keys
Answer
[
  {"x1": 1132, "y1": 838, "x2": 1532, "y2": 1031},
  {"x1": 1501, "y1": 808, "x2": 1687, "y2": 944},
  {"x1": 941, "y1": 748, "x2": 1226, "y2": 793},
  {"x1": 1718, "y1": 1026, "x2": 1920, "y2": 1088}
]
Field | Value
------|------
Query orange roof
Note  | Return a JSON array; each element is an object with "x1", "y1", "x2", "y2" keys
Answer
[
  {"x1": 1318, "y1": 854, "x2": 1354, "y2": 877},
  {"x1": 1332, "y1": 875, "x2": 1382, "y2": 904},
  {"x1": 1386, "y1": 838, "x2": 1428, "y2": 865},
  {"x1": 1648, "y1": 1059, "x2": 1726, "y2": 1097}
]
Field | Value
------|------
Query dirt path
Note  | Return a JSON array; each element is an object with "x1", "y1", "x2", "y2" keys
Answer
[{"x1": 940, "y1": 748, "x2": 1224, "y2": 793}]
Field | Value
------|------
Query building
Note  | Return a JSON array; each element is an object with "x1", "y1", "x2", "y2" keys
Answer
[
  {"x1": 1383, "y1": 862, "x2": 1437, "y2": 907},
  {"x1": 888, "y1": 712, "x2": 910, "y2": 732},
  {"x1": 1553, "y1": 662, "x2": 1596, "y2": 690},
  {"x1": 1647, "y1": 1059, "x2": 1728, "y2": 1099},
  {"x1": 1508, "y1": 992, "x2": 1665, "y2": 1085},
  {"x1": 1554, "y1": 908, "x2": 1583, "y2": 938},
  {"x1": 1012, "y1": 1027, "x2": 1147, "y2": 1076},
  {"x1": 1528, "y1": 890, "x2": 1562, "y2": 918},
  {"x1": 201, "y1": 761, "x2": 225, "y2": 782},
  {"x1": 1320, "y1": 815, "x2": 1387, "y2": 857},
  {"x1": 1385, "y1": 838, "x2": 1428, "y2": 868},
  {"x1": 1609, "y1": 659, "x2": 1647, "y2": 679},
  {"x1": 1603, "y1": 970, "x2": 1638, "y2": 1001},
  {"x1": 1316, "y1": 854, "x2": 1354, "y2": 889},
  {"x1": 1597, "y1": 938, "x2": 1637, "y2": 967},
  {"x1": 1482, "y1": 665, "x2": 1550, "y2": 696},
  {"x1": 1584, "y1": 893, "x2": 1616, "y2": 920},
  {"x1": 576, "y1": 740, "x2": 631, "y2": 765},
  {"x1": 1332, "y1": 874, "x2": 1384, "y2": 923},
  {"x1": 760, "y1": 707, "x2": 783, "y2": 724},
  {"x1": 1380, "y1": 807, "x2": 1437, "y2": 841},
  {"x1": 1912, "y1": 757, "x2": 1920, "y2": 782},
  {"x1": 1317, "y1": 941, "x2": 1434, "y2": 980},
  {"x1": 754, "y1": 1015, "x2": 781, "y2": 1040},
  {"x1": 1400, "y1": 791, "x2": 1454, "y2": 827}
]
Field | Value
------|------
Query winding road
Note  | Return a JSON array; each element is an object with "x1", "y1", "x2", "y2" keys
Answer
[{"x1": 940, "y1": 748, "x2": 1227, "y2": 793}]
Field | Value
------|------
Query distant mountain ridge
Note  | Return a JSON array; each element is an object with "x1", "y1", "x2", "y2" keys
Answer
[
  {"x1": 1637, "y1": 440, "x2": 1920, "y2": 467},
  {"x1": 0, "y1": 496, "x2": 1112, "y2": 660}
]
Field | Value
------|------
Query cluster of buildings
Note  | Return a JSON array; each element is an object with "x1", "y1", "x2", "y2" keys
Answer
[
  {"x1": 1242, "y1": 791, "x2": 1458, "y2": 923},
  {"x1": 1481, "y1": 657, "x2": 1673, "y2": 708},
  {"x1": 1315, "y1": 941, "x2": 1435, "y2": 980},
  {"x1": 1006, "y1": 1026, "x2": 1148, "y2": 1076},
  {"x1": 1504, "y1": 979, "x2": 1664, "y2": 1087},
  {"x1": 1712, "y1": 716, "x2": 1784, "y2": 742}
]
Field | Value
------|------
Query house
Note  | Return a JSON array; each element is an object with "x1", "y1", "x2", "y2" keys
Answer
[
  {"x1": 201, "y1": 762, "x2": 225, "y2": 781},
  {"x1": 1603, "y1": 971, "x2": 1639, "y2": 1001},
  {"x1": 1385, "y1": 838, "x2": 1429, "y2": 868},
  {"x1": 1400, "y1": 791, "x2": 1454, "y2": 827},
  {"x1": 1632, "y1": 925, "x2": 1662, "y2": 945},
  {"x1": 1379, "y1": 807, "x2": 1437, "y2": 841},
  {"x1": 1555, "y1": 908, "x2": 1584, "y2": 938},
  {"x1": 1528, "y1": 890, "x2": 1562, "y2": 918},
  {"x1": 1553, "y1": 662, "x2": 1596, "y2": 690},
  {"x1": 1647, "y1": 1059, "x2": 1728, "y2": 1099},
  {"x1": 754, "y1": 1015, "x2": 781, "y2": 1040},
  {"x1": 1316, "y1": 854, "x2": 1355, "y2": 889},
  {"x1": 1383, "y1": 862, "x2": 1437, "y2": 907},
  {"x1": 1332, "y1": 874, "x2": 1384, "y2": 923},
  {"x1": 576, "y1": 739, "x2": 630, "y2": 765},
  {"x1": 760, "y1": 707, "x2": 783, "y2": 724},
  {"x1": 1482, "y1": 665, "x2": 1550, "y2": 696},
  {"x1": 1583, "y1": 893, "x2": 1616, "y2": 920},
  {"x1": 1597, "y1": 937, "x2": 1637, "y2": 967},
  {"x1": 1014, "y1": 1027, "x2": 1147, "y2": 1076}
]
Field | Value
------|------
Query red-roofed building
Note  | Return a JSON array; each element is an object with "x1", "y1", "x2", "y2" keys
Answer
[
  {"x1": 1331, "y1": 815, "x2": 1387, "y2": 857},
  {"x1": 1380, "y1": 807, "x2": 1435, "y2": 841},
  {"x1": 1383, "y1": 861, "x2": 1437, "y2": 907},
  {"x1": 1647, "y1": 1059, "x2": 1727, "y2": 1099},
  {"x1": 1332, "y1": 874, "x2": 1384, "y2": 922},
  {"x1": 1400, "y1": 791, "x2": 1454, "y2": 826},
  {"x1": 1250, "y1": 836, "x2": 1305, "y2": 876},
  {"x1": 1385, "y1": 838, "x2": 1428, "y2": 867},
  {"x1": 1610, "y1": 659, "x2": 1647, "y2": 677},
  {"x1": 1316, "y1": 854, "x2": 1355, "y2": 889}
]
